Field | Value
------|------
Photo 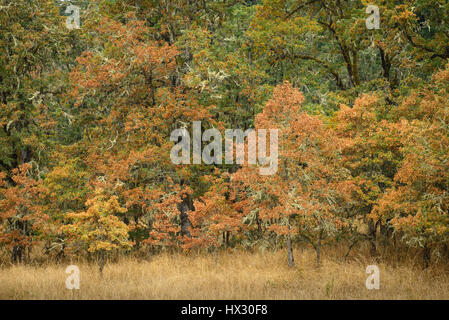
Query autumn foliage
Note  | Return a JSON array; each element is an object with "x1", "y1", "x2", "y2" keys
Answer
[{"x1": 1, "y1": 0, "x2": 449, "y2": 269}]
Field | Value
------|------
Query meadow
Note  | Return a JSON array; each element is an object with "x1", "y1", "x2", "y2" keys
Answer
[{"x1": 1, "y1": 247, "x2": 449, "y2": 300}]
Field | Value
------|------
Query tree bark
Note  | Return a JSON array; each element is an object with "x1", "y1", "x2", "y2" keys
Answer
[
  {"x1": 256, "y1": 213, "x2": 262, "y2": 238},
  {"x1": 368, "y1": 219, "x2": 377, "y2": 258},
  {"x1": 316, "y1": 231, "x2": 322, "y2": 268},
  {"x1": 286, "y1": 234, "x2": 294, "y2": 268},
  {"x1": 11, "y1": 245, "x2": 23, "y2": 264},
  {"x1": 179, "y1": 197, "x2": 192, "y2": 238},
  {"x1": 147, "y1": 245, "x2": 152, "y2": 261},
  {"x1": 99, "y1": 251, "x2": 105, "y2": 275},
  {"x1": 423, "y1": 244, "x2": 431, "y2": 269}
]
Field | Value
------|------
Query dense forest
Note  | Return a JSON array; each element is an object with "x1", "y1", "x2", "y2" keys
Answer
[{"x1": 1, "y1": 0, "x2": 449, "y2": 277}]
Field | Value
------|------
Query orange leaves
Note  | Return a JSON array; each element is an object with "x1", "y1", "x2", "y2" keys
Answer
[
  {"x1": 433, "y1": 63, "x2": 449, "y2": 85},
  {"x1": 255, "y1": 81, "x2": 305, "y2": 130},
  {"x1": 133, "y1": 42, "x2": 179, "y2": 73},
  {"x1": 186, "y1": 172, "x2": 243, "y2": 249},
  {"x1": 370, "y1": 64, "x2": 449, "y2": 246},
  {"x1": 267, "y1": 224, "x2": 290, "y2": 236},
  {"x1": 336, "y1": 94, "x2": 378, "y2": 135},
  {"x1": 0, "y1": 163, "x2": 47, "y2": 248},
  {"x1": 230, "y1": 82, "x2": 354, "y2": 246},
  {"x1": 65, "y1": 13, "x2": 217, "y2": 254}
]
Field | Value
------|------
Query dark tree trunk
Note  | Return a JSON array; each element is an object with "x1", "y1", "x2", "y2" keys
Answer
[
  {"x1": 379, "y1": 221, "x2": 392, "y2": 255},
  {"x1": 442, "y1": 243, "x2": 449, "y2": 260},
  {"x1": 147, "y1": 245, "x2": 153, "y2": 261},
  {"x1": 316, "y1": 231, "x2": 323, "y2": 268},
  {"x1": 256, "y1": 213, "x2": 262, "y2": 237},
  {"x1": 20, "y1": 148, "x2": 31, "y2": 165},
  {"x1": 11, "y1": 245, "x2": 23, "y2": 264},
  {"x1": 423, "y1": 244, "x2": 431, "y2": 269},
  {"x1": 379, "y1": 47, "x2": 391, "y2": 82},
  {"x1": 178, "y1": 197, "x2": 192, "y2": 238},
  {"x1": 380, "y1": 222, "x2": 388, "y2": 238},
  {"x1": 286, "y1": 234, "x2": 294, "y2": 268},
  {"x1": 368, "y1": 219, "x2": 377, "y2": 258},
  {"x1": 99, "y1": 251, "x2": 105, "y2": 275},
  {"x1": 214, "y1": 245, "x2": 218, "y2": 264},
  {"x1": 26, "y1": 246, "x2": 31, "y2": 263}
]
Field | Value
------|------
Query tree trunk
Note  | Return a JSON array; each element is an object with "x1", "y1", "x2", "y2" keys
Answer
[
  {"x1": 316, "y1": 231, "x2": 322, "y2": 268},
  {"x1": 368, "y1": 219, "x2": 377, "y2": 258},
  {"x1": 178, "y1": 197, "x2": 192, "y2": 238},
  {"x1": 26, "y1": 246, "x2": 31, "y2": 264},
  {"x1": 379, "y1": 222, "x2": 391, "y2": 256},
  {"x1": 442, "y1": 243, "x2": 449, "y2": 260},
  {"x1": 256, "y1": 213, "x2": 262, "y2": 238},
  {"x1": 147, "y1": 245, "x2": 152, "y2": 261},
  {"x1": 214, "y1": 245, "x2": 218, "y2": 264},
  {"x1": 286, "y1": 234, "x2": 294, "y2": 268},
  {"x1": 99, "y1": 251, "x2": 105, "y2": 275},
  {"x1": 423, "y1": 244, "x2": 431, "y2": 269},
  {"x1": 11, "y1": 245, "x2": 23, "y2": 264}
]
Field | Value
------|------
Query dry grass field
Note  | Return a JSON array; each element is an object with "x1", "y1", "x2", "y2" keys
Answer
[{"x1": 1, "y1": 247, "x2": 449, "y2": 300}]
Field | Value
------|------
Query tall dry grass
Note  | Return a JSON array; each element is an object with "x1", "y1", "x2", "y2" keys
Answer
[{"x1": 1, "y1": 247, "x2": 449, "y2": 299}]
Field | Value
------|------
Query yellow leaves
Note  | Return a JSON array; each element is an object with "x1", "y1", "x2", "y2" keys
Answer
[
  {"x1": 88, "y1": 241, "x2": 118, "y2": 253},
  {"x1": 392, "y1": 5, "x2": 416, "y2": 23},
  {"x1": 63, "y1": 189, "x2": 132, "y2": 255}
]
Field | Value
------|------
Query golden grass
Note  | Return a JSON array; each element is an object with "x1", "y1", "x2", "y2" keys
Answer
[{"x1": 1, "y1": 248, "x2": 448, "y2": 299}]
